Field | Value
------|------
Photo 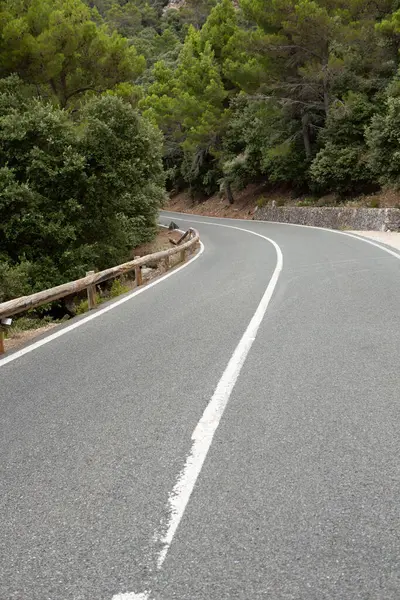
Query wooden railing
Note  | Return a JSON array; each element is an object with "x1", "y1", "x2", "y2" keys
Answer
[{"x1": 0, "y1": 228, "x2": 200, "y2": 354}]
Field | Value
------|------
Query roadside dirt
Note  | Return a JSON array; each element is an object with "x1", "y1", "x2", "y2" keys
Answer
[
  {"x1": 166, "y1": 184, "x2": 270, "y2": 219},
  {"x1": 166, "y1": 185, "x2": 400, "y2": 217},
  {"x1": 132, "y1": 227, "x2": 182, "y2": 256},
  {"x1": 4, "y1": 323, "x2": 58, "y2": 353}
]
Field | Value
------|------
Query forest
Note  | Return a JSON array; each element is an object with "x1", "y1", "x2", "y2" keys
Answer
[{"x1": 2, "y1": 0, "x2": 400, "y2": 301}]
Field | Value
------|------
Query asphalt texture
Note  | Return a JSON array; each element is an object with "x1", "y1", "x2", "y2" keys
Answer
[{"x1": 1, "y1": 212, "x2": 400, "y2": 600}]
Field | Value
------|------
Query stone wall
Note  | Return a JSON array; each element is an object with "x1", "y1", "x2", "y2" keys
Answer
[{"x1": 254, "y1": 206, "x2": 400, "y2": 231}]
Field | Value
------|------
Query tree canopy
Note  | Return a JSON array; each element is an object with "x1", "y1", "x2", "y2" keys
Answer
[
  {"x1": 0, "y1": 75, "x2": 165, "y2": 300},
  {"x1": 0, "y1": 0, "x2": 145, "y2": 106},
  {"x1": 134, "y1": 0, "x2": 400, "y2": 197}
]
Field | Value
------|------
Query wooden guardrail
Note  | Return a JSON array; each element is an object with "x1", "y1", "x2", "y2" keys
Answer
[{"x1": 0, "y1": 227, "x2": 200, "y2": 354}]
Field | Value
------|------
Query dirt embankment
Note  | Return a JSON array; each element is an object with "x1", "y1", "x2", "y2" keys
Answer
[
  {"x1": 166, "y1": 184, "x2": 266, "y2": 219},
  {"x1": 166, "y1": 185, "x2": 400, "y2": 220},
  {"x1": 133, "y1": 227, "x2": 181, "y2": 256}
]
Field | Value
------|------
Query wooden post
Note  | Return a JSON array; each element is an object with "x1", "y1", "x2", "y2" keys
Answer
[
  {"x1": 180, "y1": 249, "x2": 187, "y2": 263},
  {"x1": 0, "y1": 327, "x2": 5, "y2": 355},
  {"x1": 135, "y1": 265, "x2": 143, "y2": 287},
  {"x1": 86, "y1": 271, "x2": 97, "y2": 310},
  {"x1": 164, "y1": 256, "x2": 170, "y2": 272}
]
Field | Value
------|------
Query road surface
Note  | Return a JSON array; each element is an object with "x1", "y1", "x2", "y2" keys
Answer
[{"x1": 1, "y1": 212, "x2": 400, "y2": 600}]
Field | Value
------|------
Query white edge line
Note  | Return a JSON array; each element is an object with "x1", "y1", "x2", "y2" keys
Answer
[
  {"x1": 0, "y1": 231, "x2": 205, "y2": 368},
  {"x1": 161, "y1": 210, "x2": 400, "y2": 261}
]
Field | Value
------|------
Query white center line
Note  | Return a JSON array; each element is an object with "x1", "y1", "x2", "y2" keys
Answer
[
  {"x1": 113, "y1": 222, "x2": 283, "y2": 599},
  {"x1": 114, "y1": 214, "x2": 400, "y2": 599},
  {"x1": 112, "y1": 594, "x2": 150, "y2": 600}
]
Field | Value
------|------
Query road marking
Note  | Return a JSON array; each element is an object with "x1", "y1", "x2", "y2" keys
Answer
[
  {"x1": 155, "y1": 225, "x2": 282, "y2": 568},
  {"x1": 0, "y1": 238, "x2": 205, "y2": 368},
  {"x1": 115, "y1": 223, "x2": 282, "y2": 598},
  {"x1": 336, "y1": 231, "x2": 400, "y2": 260},
  {"x1": 112, "y1": 593, "x2": 150, "y2": 600},
  {"x1": 162, "y1": 210, "x2": 400, "y2": 261},
  {"x1": 114, "y1": 215, "x2": 397, "y2": 599}
]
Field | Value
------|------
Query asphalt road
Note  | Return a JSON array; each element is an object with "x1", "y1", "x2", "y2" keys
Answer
[{"x1": 1, "y1": 212, "x2": 400, "y2": 600}]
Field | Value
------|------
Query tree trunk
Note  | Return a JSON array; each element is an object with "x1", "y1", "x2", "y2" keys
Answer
[
  {"x1": 322, "y1": 65, "x2": 330, "y2": 117},
  {"x1": 60, "y1": 72, "x2": 68, "y2": 108},
  {"x1": 301, "y1": 113, "x2": 312, "y2": 159},
  {"x1": 323, "y1": 86, "x2": 329, "y2": 117},
  {"x1": 49, "y1": 78, "x2": 58, "y2": 99},
  {"x1": 225, "y1": 179, "x2": 234, "y2": 204}
]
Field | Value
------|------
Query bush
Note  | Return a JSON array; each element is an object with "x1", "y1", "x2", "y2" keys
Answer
[
  {"x1": 223, "y1": 97, "x2": 309, "y2": 192},
  {"x1": 78, "y1": 94, "x2": 166, "y2": 265},
  {"x1": 256, "y1": 196, "x2": 267, "y2": 208},
  {"x1": 366, "y1": 96, "x2": 400, "y2": 186},
  {"x1": 110, "y1": 278, "x2": 130, "y2": 297},
  {"x1": 0, "y1": 259, "x2": 32, "y2": 303},
  {"x1": 369, "y1": 197, "x2": 380, "y2": 208},
  {"x1": 75, "y1": 299, "x2": 91, "y2": 315},
  {"x1": 310, "y1": 143, "x2": 372, "y2": 194},
  {"x1": 0, "y1": 78, "x2": 166, "y2": 300},
  {"x1": 310, "y1": 93, "x2": 377, "y2": 194},
  {"x1": 297, "y1": 197, "x2": 317, "y2": 206}
]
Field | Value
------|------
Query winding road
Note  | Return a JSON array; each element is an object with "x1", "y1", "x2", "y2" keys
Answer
[{"x1": 1, "y1": 212, "x2": 400, "y2": 600}]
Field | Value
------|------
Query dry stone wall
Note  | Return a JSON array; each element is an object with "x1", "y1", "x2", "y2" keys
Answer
[{"x1": 254, "y1": 206, "x2": 400, "y2": 231}]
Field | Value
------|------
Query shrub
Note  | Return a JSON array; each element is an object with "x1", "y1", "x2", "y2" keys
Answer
[
  {"x1": 310, "y1": 143, "x2": 372, "y2": 194},
  {"x1": 0, "y1": 259, "x2": 32, "y2": 303},
  {"x1": 297, "y1": 197, "x2": 317, "y2": 207},
  {"x1": 110, "y1": 278, "x2": 130, "y2": 297},
  {"x1": 75, "y1": 299, "x2": 90, "y2": 315},
  {"x1": 369, "y1": 198, "x2": 380, "y2": 208},
  {"x1": 310, "y1": 93, "x2": 377, "y2": 194},
  {"x1": 0, "y1": 78, "x2": 166, "y2": 300},
  {"x1": 256, "y1": 196, "x2": 267, "y2": 208},
  {"x1": 366, "y1": 96, "x2": 400, "y2": 187}
]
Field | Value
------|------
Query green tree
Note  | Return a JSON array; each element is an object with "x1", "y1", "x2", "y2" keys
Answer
[
  {"x1": 0, "y1": 0, "x2": 145, "y2": 107},
  {"x1": 200, "y1": 0, "x2": 237, "y2": 61},
  {"x1": 238, "y1": 0, "x2": 350, "y2": 158},
  {"x1": 140, "y1": 2, "x2": 241, "y2": 197},
  {"x1": 366, "y1": 92, "x2": 400, "y2": 187},
  {"x1": 141, "y1": 25, "x2": 229, "y2": 194},
  {"x1": 178, "y1": 0, "x2": 218, "y2": 30},
  {"x1": 105, "y1": 1, "x2": 143, "y2": 37},
  {"x1": 132, "y1": 24, "x2": 181, "y2": 65},
  {"x1": 310, "y1": 93, "x2": 377, "y2": 193},
  {"x1": 223, "y1": 94, "x2": 308, "y2": 191},
  {"x1": 0, "y1": 76, "x2": 165, "y2": 298},
  {"x1": 79, "y1": 94, "x2": 166, "y2": 264}
]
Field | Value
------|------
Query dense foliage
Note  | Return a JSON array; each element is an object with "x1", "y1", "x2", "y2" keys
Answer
[
  {"x1": 130, "y1": 0, "x2": 400, "y2": 199},
  {"x1": 0, "y1": 0, "x2": 166, "y2": 301},
  {"x1": 0, "y1": 75, "x2": 164, "y2": 301},
  {"x1": 2, "y1": 0, "x2": 400, "y2": 301}
]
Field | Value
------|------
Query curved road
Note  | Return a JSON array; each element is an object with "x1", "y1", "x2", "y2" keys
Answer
[{"x1": 1, "y1": 213, "x2": 400, "y2": 600}]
